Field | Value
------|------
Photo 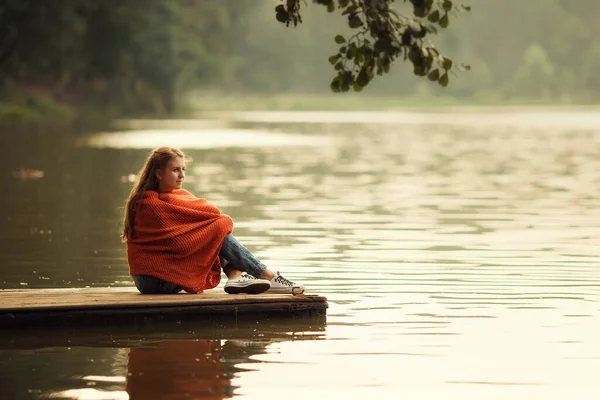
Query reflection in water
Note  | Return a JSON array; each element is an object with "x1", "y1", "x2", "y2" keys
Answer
[
  {"x1": 12, "y1": 167, "x2": 45, "y2": 181},
  {"x1": 0, "y1": 109, "x2": 599, "y2": 398},
  {"x1": 22, "y1": 340, "x2": 264, "y2": 400},
  {"x1": 126, "y1": 340, "x2": 257, "y2": 400},
  {"x1": 80, "y1": 128, "x2": 325, "y2": 149},
  {"x1": 0, "y1": 322, "x2": 325, "y2": 400}
]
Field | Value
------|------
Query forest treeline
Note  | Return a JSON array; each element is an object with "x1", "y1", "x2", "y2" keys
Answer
[{"x1": 0, "y1": 0, "x2": 598, "y2": 122}]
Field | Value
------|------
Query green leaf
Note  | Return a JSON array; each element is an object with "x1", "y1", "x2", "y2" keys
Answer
[
  {"x1": 353, "y1": 83, "x2": 363, "y2": 92},
  {"x1": 439, "y1": 14, "x2": 449, "y2": 28},
  {"x1": 276, "y1": 11, "x2": 289, "y2": 23},
  {"x1": 414, "y1": 7, "x2": 426, "y2": 18},
  {"x1": 335, "y1": 35, "x2": 346, "y2": 44},
  {"x1": 439, "y1": 73, "x2": 449, "y2": 87},
  {"x1": 442, "y1": 57, "x2": 453, "y2": 70},
  {"x1": 427, "y1": 10, "x2": 440, "y2": 23},
  {"x1": 348, "y1": 44, "x2": 357, "y2": 58},
  {"x1": 408, "y1": 20, "x2": 421, "y2": 32},
  {"x1": 348, "y1": 15, "x2": 362, "y2": 29},
  {"x1": 330, "y1": 80, "x2": 341, "y2": 93},
  {"x1": 412, "y1": 26, "x2": 427, "y2": 38},
  {"x1": 329, "y1": 55, "x2": 339, "y2": 65},
  {"x1": 334, "y1": 61, "x2": 343, "y2": 70},
  {"x1": 408, "y1": 49, "x2": 418, "y2": 63},
  {"x1": 414, "y1": 65, "x2": 426, "y2": 76},
  {"x1": 357, "y1": 67, "x2": 369, "y2": 86},
  {"x1": 427, "y1": 69, "x2": 440, "y2": 81},
  {"x1": 443, "y1": 0, "x2": 453, "y2": 11}
]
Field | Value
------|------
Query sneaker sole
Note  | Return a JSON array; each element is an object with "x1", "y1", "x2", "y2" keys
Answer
[
  {"x1": 225, "y1": 282, "x2": 271, "y2": 295},
  {"x1": 266, "y1": 287, "x2": 305, "y2": 295}
]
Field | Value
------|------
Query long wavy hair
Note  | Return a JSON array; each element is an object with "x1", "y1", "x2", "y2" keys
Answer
[{"x1": 121, "y1": 146, "x2": 189, "y2": 242}]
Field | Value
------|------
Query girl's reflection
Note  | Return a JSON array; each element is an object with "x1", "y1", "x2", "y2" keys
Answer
[{"x1": 126, "y1": 339, "x2": 267, "y2": 399}]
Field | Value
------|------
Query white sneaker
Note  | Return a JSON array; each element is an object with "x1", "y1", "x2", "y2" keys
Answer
[
  {"x1": 224, "y1": 273, "x2": 271, "y2": 295},
  {"x1": 267, "y1": 272, "x2": 305, "y2": 294}
]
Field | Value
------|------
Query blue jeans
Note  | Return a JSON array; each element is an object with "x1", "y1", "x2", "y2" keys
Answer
[{"x1": 132, "y1": 234, "x2": 267, "y2": 294}]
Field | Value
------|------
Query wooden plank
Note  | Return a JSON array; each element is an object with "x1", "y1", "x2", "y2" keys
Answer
[
  {"x1": 0, "y1": 288, "x2": 328, "y2": 329},
  {"x1": 0, "y1": 288, "x2": 327, "y2": 311}
]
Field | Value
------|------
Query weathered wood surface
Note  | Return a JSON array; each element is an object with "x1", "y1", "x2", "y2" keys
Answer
[
  {"x1": 0, "y1": 288, "x2": 328, "y2": 328},
  {"x1": 0, "y1": 287, "x2": 327, "y2": 311}
]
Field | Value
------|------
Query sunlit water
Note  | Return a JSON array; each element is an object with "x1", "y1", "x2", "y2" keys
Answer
[{"x1": 1, "y1": 109, "x2": 599, "y2": 399}]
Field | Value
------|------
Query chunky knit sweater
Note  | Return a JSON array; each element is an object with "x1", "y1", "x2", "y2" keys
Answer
[{"x1": 127, "y1": 189, "x2": 233, "y2": 293}]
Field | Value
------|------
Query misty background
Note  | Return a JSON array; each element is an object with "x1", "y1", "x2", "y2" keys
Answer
[
  {"x1": 1, "y1": 0, "x2": 598, "y2": 124},
  {"x1": 1, "y1": 2, "x2": 600, "y2": 398}
]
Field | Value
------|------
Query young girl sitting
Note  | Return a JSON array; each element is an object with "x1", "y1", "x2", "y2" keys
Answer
[{"x1": 122, "y1": 146, "x2": 305, "y2": 295}]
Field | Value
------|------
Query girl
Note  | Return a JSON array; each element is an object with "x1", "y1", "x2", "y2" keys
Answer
[{"x1": 122, "y1": 146, "x2": 304, "y2": 295}]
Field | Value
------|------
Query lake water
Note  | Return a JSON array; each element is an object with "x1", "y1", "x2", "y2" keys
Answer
[{"x1": 0, "y1": 108, "x2": 599, "y2": 399}]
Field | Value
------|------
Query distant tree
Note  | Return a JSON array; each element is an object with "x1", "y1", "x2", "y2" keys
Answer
[
  {"x1": 0, "y1": 0, "x2": 246, "y2": 118},
  {"x1": 275, "y1": 0, "x2": 471, "y2": 92},
  {"x1": 513, "y1": 44, "x2": 554, "y2": 99},
  {"x1": 580, "y1": 44, "x2": 600, "y2": 100}
]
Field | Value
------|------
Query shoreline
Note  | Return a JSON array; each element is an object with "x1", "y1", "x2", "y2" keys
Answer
[{"x1": 2, "y1": 93, "x2": 599, "y2": 131}]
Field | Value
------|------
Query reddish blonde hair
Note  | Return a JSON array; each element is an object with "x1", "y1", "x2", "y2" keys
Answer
[{"x1": 121, "y1": 146, "x2": 190, "y2": 242}]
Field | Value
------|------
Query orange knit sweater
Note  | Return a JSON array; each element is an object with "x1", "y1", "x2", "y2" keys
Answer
[{"x1": 126, "y1": 189, "x2": 233, "y2": 293}]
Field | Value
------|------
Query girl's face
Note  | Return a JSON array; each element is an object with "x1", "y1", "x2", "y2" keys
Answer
[{"x1": 156, "y1": 156, "x2": 185, "y2": 192}]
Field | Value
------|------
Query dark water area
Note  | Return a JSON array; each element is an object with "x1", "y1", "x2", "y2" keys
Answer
[
  {"x1": 0, "y1": 320, "x2": 324, "y2": 400},
  {"x1": 0, "y1": 129, "x2": 142, "y2": 289},
  {"x1": 0, "y1": 109, "x2": 599, "y2": 399}
]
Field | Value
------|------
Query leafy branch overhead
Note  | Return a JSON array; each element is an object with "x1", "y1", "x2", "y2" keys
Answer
[{"x1": 275, "y1": 0, "x2": 471, "y2": 92}]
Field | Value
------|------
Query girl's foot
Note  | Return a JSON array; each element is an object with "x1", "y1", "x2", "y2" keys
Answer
[
  {"x1": 224, "y1": 273, "x2": 271, "y2": 294},
  {"x1": 267, "y1": 272, "x2": 305, "y2": 294}
]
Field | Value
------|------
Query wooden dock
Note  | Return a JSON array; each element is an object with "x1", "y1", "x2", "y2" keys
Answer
[{"x1": 0, "y1": 288, "x2": 328, "y2": 329}]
